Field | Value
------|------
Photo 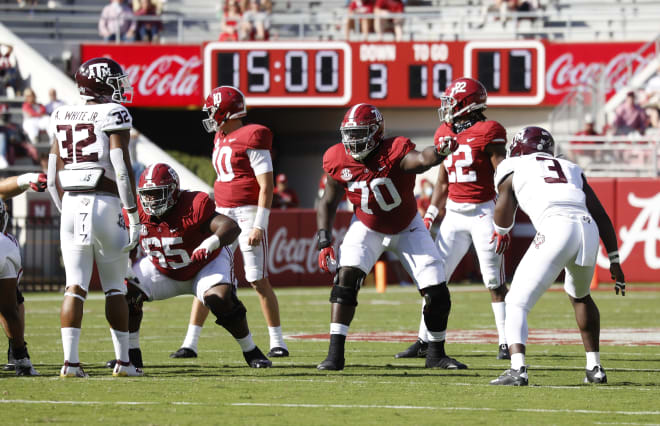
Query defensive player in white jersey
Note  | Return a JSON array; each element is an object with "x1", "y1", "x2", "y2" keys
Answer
[
  {"x1": 47, "y1": 57, "x2": 142, "y2": 378},
  {"x1": 0, "y1": 172, "x2": 47, "y2": 376},
  {"x1": 489, "y1": 127, "x2": 625, "y2": 386}
]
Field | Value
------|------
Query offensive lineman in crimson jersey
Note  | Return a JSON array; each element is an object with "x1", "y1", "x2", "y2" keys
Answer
[
  {"x1": 111, "y1": 163, "x2": 272, "y2": 370},
  {"x1": 316, "y1": 103, "x2": 466, "y2": 371},
  {"x1": 170, "y1": 86, "x2": 288, "y2": 360},
  {"x1": 395, "y1": 77, "x2": 510, "y2": 361}
]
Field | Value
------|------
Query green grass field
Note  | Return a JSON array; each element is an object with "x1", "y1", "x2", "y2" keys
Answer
[{"x1": 3, "y1": 284, "x2": 659, "y2": 425}]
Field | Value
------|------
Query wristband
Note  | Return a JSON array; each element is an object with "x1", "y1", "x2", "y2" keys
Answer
[
  {"x1": 126, "y1": 209, "x2": 139, "y2": 226},
  {"x1": 424, "y1": 205, "x2": 439, "y2": 221},
  {"x1": 493, "y1": 221, "x2": 514, "y2": 236},
  {"x1": 253, "y1": 206, "x2": 270, "y2": 230},
  {"x1": 200, "y1": 234, "x2": 221, "y2": 253},
  {"x1": 16, "y1": 173, "x2": 39, "y2": 191},
  {"x1": 608, "y1": 250, "x2": 620, "y2": 263},
  {"x1": 316, "y1": 229, "x2": 332, "y2": 250}
]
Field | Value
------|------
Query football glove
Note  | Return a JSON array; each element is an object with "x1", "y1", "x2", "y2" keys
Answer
[
  {"x1": 490, "y1": 230, "x2": 511, "y2": 255},
  {"x1": 191, "y1": 234, "x2": 221, "y2": 263},
  {"x1": 434, "y1": 136, "x2": 459, "y2": 157},
  {"x1": 610, "y1": 262, "x2": 626, "y2": 296},
  {"x1": 122, "y1": 210, "x2": 141, "y2": 254},
  {"x1": 318, "y1": 246, "x2": 337, "y2": 274},
  {"x1": 17, "y1": 173, "x2": 47, "y2": 192},
  {"x1": 423, "y1": 205, "x2": 439, "y2": 230}
]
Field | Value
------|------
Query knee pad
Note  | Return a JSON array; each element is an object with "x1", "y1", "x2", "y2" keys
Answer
[
  {"x1": 329, "y1": 267, "x2": 365, "y2": 307},
  {"x1": 422, "y1": 283, "x2": 451, "y2": 332},
  {"x1": 206, "y1": 290, "x2": 247, "y2": 329},
  {"x1": 125, "y1": 280, "x2": 146, "y2": 317}
]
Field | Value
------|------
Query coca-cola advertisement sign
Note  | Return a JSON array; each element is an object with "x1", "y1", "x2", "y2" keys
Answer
[{"x1": 80, "y1": 44, "x2": 203, "y2": 107}]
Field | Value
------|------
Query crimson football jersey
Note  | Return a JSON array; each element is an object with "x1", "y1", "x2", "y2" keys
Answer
[
  {"x1": 323, "y1": 136, "x2": 416, "y2": 234},
  {"x1": 133, "y1": 191, "x2": 220, "y2": 281},
  {"x1": 212, "y1": 124, "x2": 273, "y2": 208},
  {"x1": 435, "y1": 120, "x2": 506, "y2": 203}
]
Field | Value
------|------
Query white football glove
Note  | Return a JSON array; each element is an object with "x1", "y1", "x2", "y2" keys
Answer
[
  {"x1": 435, "y1": 136, "x2": 459, "y2": 156},
  {"x1": 122, "y1": 210, "x2": 140, "y2": 253}
]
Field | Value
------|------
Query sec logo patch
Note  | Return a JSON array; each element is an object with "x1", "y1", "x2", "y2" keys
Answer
[{"x1": 341, "y1": 168, "x2": 353, "y2": 181}]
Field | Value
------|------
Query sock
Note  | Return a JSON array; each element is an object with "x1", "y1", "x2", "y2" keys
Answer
[
  {"x1": 427, "y1": 340, "x2": 447, "y2": 359},
  {"x1": 110, "y1": 329, "x2": 129, "y2": 363},
  {"x1": 330, "y1": 322, "x2": 349, "y2": 336},
  {"x1": 61, "y1": 327, "x2": 81, "y2": 364},
  {"x1": 182, "y1": 324, "x2": 202, "y2": 352},
  {"x1": 268, "y1": 326, "x2": 287, "y2": 350},
  {"x1": 505, "y1": 304, "x2": 529, "y2": 347},
  {"x1": 491, "y1": 302, "x2": 507, "y2": 345},
  {"x1": 327, "y1": 333, "x2": 346, "y2": 360},
  {"x1": 129, "y1": 331, "x2": 140, "y2": 350},
  {"x1": 418, "y1": 313, "x2": 429, "y2": 342},
  {"x1": 511, "y1": 352, "x2": 526, "y2": 370},
  {"x1": 586, "y1": 352, "x2": 600, "y2": 370},
  {"x1": 236, "y1": 333, "x2": 256, "y2": 353}
]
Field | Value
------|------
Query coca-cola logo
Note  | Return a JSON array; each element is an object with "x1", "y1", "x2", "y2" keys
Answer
[
  {"x1": 268, "y1": 226, "x2": 348, "y2": 274},
  {"x1": 546, "y1": 51, "x2": 650, "y2": 96},
  {"x1": 122, "y1": 55, "x2": 202, "y2": 97}
]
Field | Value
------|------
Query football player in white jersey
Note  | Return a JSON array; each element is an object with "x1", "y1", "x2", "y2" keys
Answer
[
  {"x1": 47, "y1": 57, "x2": 142, "y2": 378},
  {"x1": 0, "y1": 172, "x2": 47, "y2": 376},
  {"x1": 489, "y1": 127, "x2": 625, "y2": 386}
]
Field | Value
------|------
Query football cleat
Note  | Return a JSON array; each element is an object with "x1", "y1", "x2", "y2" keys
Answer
[
  {"x1": 317, "y1": 357, "x2": 345, "y2": 371},
  {"x1": 425, "y1": 356, "x2": 468, "y2": 369},
  {"x1": 243, "y1": 347, "x2": 272, "y2": 368},
  {"x1": 106, "y1": 348, "x2": 144, "y2": 368},
  {"x1": 490, "y1": 367, "x2": 529, "y2": 386},
  {"x1": 60, "y1": 361, "x2": 89, "y2": 378},
  {"x1": 170, "y1": 347, "x2": 197, "y2": 359},
  {"x1": 14, "y1": 357, "x2": 39, "y2": 376},
  {"x1": 267, "y1": 347, "x2": 289, "y2": 358},
  {"x1": 112, "y1": 361, "x2": 144, "y2": 377},
  {"x1": 497, "y1": 344, "x2": 511, "y2": 360},
  {"x1": 584, "y1": 365, "x2": 607, "y2": 384},
  {"x1": 394, "y1": 339, "x2": 428, "y2": 359},
  {"x1": 4, "y1": 346, "x2": 15, "y2": 371}
]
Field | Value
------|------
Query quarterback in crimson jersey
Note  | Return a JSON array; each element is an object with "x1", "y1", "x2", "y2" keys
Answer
[
  {"x1": 396, "y1": 77, "x2": 510, "y2": 361},
  {"x1": 316, "y1": 103, "x2": 467, "y2": 371},
  {"x1": 170, "y1": 86, "x2": 288, "y2": 361},
  {"x1": 109, "y1": 163, "x2": 272, "y2": 370}
]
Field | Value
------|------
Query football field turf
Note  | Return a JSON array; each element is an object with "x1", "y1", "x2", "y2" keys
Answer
[{"x1": 3, "y1": 284, "x2": 659, "y2": 425}]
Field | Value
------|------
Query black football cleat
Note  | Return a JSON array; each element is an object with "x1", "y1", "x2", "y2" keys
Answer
[
  {"x1": 425, "y1": 356, "x2": 468, "y2": 369},
  {"x1": 584, "y1": 365, "x2": 607, "y2": 384},
  {"x1": 497, "y1": 344, "x2": 511, "y2": 360},
  {"x1": 106, "y1": 348, "x2": 144, "y2": 369},
  {"x1": 317, "y1": 357, "x2": 345, "y2": 371},
  {"x1": 14, "y1": 357, "x2": 39, "y2": 376},
  {"x1": 394, "y1": 339, "x2": 428, "y2": 359},
  {"x1": 169, "y1": 347, "x2": 197, "y2": 359},
  {"x1": 243, "y1": 347, "x2": 272, "y2": 368},
  {"x1": 490, "y1": 367, "x2": 529, "y2": 386},
  {"x1": 267, "y1": 347, "x2": 289, "y2": 358}
]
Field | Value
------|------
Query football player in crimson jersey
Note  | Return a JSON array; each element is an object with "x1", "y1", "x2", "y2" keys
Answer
[
  {"x1": 0, "y1": 172, "x2": 47, "y2": 376},
  {"x1": 170, "y1": 86, "x2": 288, "y2": 360},
  {"x1": 111, "y1": 163, "x2": 272, "y2": 370},
  {"x1": 489, "y1": 127, "x2": 625, "y2": 386},
  {"x1": 395, "y1": 77, "x2": 510, "y2": 361},
  {"x1": 316, "y1": 103, "x2": 466, "y2": 371},
  {"x1": 47, "y1": 57, "x2": 142, "y2": 378}
]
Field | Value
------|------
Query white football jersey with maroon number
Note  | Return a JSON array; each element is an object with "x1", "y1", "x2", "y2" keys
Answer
[
  {"x1": 495, "y1": 153, "x2": 588, "y2": 228},
  {"x1": 49, "y1": 103, "x2": 132, "y2": 179}
]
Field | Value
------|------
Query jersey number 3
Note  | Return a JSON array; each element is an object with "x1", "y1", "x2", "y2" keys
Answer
[
  {"x1": 536, "y1": 156, "x2": 568, "y2": 183},
  {"x1": 348, "y1": 177, "x2": 402, "y2": 214}
]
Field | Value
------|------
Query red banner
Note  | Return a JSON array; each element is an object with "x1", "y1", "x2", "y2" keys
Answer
[{"x1": 80, "y1": 44, "x2": 203, "y2": 107}]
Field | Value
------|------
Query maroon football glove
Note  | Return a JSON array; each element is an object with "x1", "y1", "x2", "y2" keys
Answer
[
  {"x1": 490, "y1": 231, "x2": 511, "y2": 255},
  {"x1": 434, "y1": 136, "x2": 459, "y2": 156},
  {"x1": 423, "y1": 216, "x2": 434, "y2": 230},
  {"x1": 31, "y1": 173, "x2": 48, "y2": 192},
  {"x1": 318, "y1": 246, "x2": 337, "y2": 274}
]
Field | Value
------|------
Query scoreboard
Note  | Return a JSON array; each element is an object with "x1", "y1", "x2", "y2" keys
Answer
[{"x1": 203, "y1": 40, "x2": 545, "y2": 107}]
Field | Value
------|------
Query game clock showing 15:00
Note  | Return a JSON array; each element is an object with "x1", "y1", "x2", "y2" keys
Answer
[{"x1": 203, "y1": 41, "x2": 545, "y2": 107}]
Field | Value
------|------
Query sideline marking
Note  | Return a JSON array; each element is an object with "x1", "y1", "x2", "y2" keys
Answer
[{"x1": 0, "y1": 400, "x2": 200, "y2": 406}]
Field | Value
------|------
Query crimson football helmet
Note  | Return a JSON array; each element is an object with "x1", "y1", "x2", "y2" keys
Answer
[
  {"x1": 137, "y1": 163, "x2": 180, "y2": 217},
  {"x1": 340, "y1": 103, "x2": 384, "y2": 161},
  {"x1": 202, "y1": 86, "x2": 247, "y2": 133},
  {"x1": 508, "y1": 126, "x2": 555, "y2": 157},
  {"x1": 438, "y1": 77, "x2": 487, "y2": 125},
  {"x1": 75, "y1": 57, "x2": 133, "y2": 104}
]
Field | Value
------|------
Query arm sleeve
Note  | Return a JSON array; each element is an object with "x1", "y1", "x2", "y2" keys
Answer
[
  {"x1": 247, "y1": 149, "x2": 273, "y2": 176},
  {"x1": 109, "y1": 147, "x2": 136, "y2": 210}
]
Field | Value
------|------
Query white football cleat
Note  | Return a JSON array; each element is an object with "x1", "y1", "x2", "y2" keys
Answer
[
  {"x1": 112, "y1": 361, "x2": 144, "y2": 377},
  {"x1": 60, "y1": 361, "x2": 88, "y2": 378}
]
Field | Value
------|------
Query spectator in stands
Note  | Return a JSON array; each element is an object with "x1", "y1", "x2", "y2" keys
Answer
[
  {"x1": 21, "y1": 88, "x2": 50, "y2": 145},
  {"x1": 241, "y1": 0, "x2": 270, "y2": 40},
  {"x1": 644, "y1": 106, "x2": 660, "y2": 137},
  {"x1": 569, "y1": 114, "x2": 603, "y2": 161},
  {"x1": 99, "y1": 0, "x2": 137, "y2": 42},
  {"x1": 272, "y1": 173, "x2": 299, "y2": 209},
  {"x1": 134, "y1": 0, "x2": 162, "y2": 42},
  {"x1": 0, "y1": 44, "x2": 20, "y2": 99},
  {"x1": 613, "y1": 91, "x2": 648, "y2": 135},
  {"x1": 344, "y1": 0, "x2": 375, "y2": 41},
  {"x1": 0, "y1": 103, "x2": 40, "y2": 168},
  {"x1": 374, "y1": 0, "x2": 404, "y2": 41},
  {"x1": 416, "y1": 178, "x2": 433, "y2": 217},
  {"x1": 218, "y1": 0, "x2": 243, "y2": 41},
  {"x1": 45, "y1": 88, "x2": 64, "y2": 115}
]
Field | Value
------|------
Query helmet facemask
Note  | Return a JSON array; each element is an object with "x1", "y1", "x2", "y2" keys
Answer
[
  {"x1": 138, "y1": 185, "x2": 175, "y2": 217},
  {"x1": 341, "y1": 124, "x2": 379, "y2": 161},
  {"x1": 202, "y1": 105, "x2": 219, "y2": 133},
  {"x1": 438, "y1": 95, "x2": 457, "y2": 124},
  {"x1": 107, "y1": 74, "x2": 134, "y2": 104}
]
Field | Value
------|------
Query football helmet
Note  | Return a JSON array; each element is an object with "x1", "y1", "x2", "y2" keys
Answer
[
  {"x1": 202, "y1": 86, "x2": 247, "y2": 133},
  {"x1": 0, "y1": 199, "x2": 8, "y2": 233},
  {"x1": 438, "y1": 77, "x2": 487, "y2": 125},
  {"x1": 75, "y1": 57, "x2": 133, "y2": 104},
  {"x1": 340, "y1": 103, "x2": 384, "y2": 161},
  {"x1": 137, "y1": 163, "x2": 180, "y2": 217},
  {"x1": 508, "y1": 126, "x2": 555, "y2": 157}
]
